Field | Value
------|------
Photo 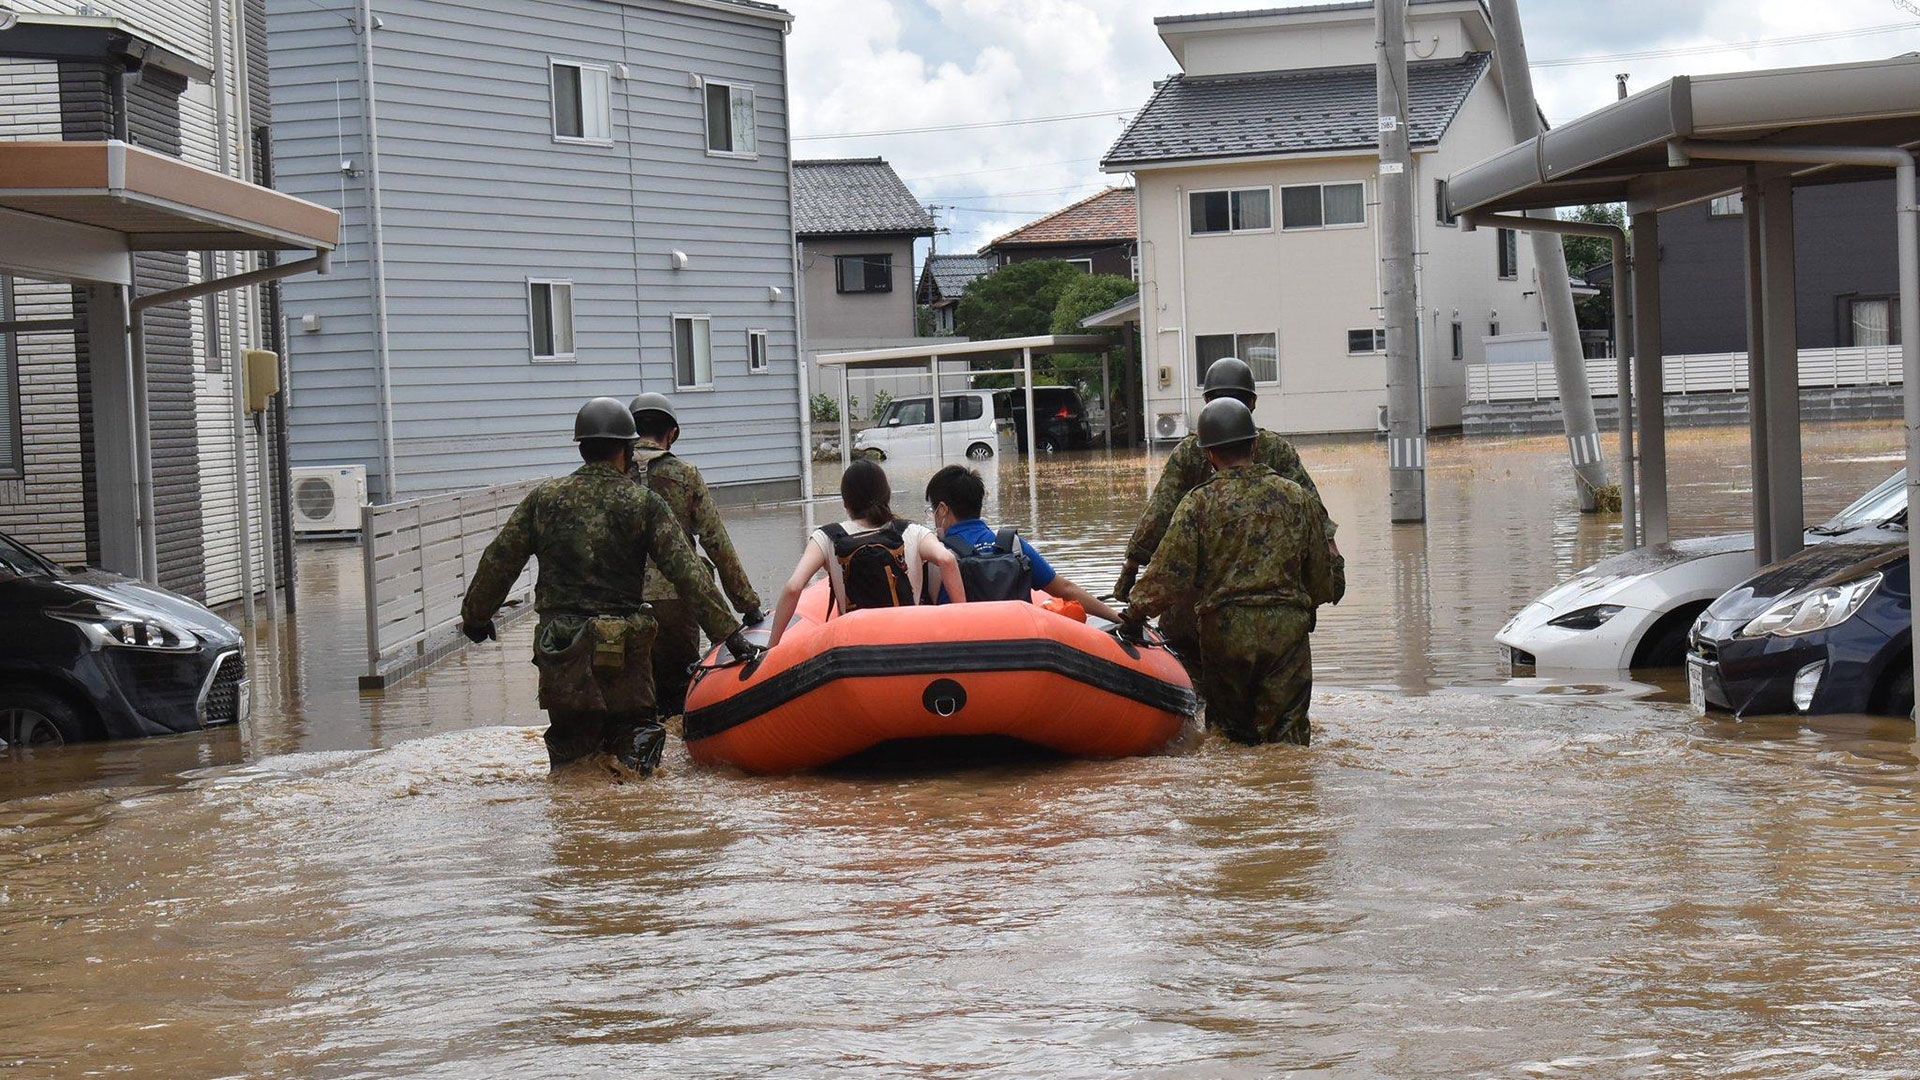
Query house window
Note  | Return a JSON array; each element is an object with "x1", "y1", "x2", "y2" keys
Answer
[
  {"x1": 1497, "y1": 228, "x2": 1518, "y2": 279},
  {"x1": 1435, "y1": 178, "x2": 1456, "y2": 226},
  {"x1": 1195, "y1": 332, "x2": 1279, "y2": 385},
  {"x1": 1065, "y1": 258, "x2": 1093, "y2": 274},
  {"x1": 704, "y1": 80, "x2": 757, "y2": 157},
  {"x1": 528, "y1": 280, "x2": 575, "y2": 361},
  {"x1": 1346, "y1": 328, "x2": 1387, "y2": 354},
  {"x1": 1129, "y1": 253, "x2": 1139, "y2": 281},
  {"x1": 1709, "y1": 193, "x2": 1744, "y2": 217},
  {"x1": 1189, "y1": 188, "x2": 1272, "y2": 234},
  {"x1": 1281, "y1": 182, "x2": 1366, "y2": 230},
  {"x1": 674, "y1": 315, "x2": 713, "y2": 389},
  {"x1": 748, "y1": 328, "x2": 769, "y2": 372},
  {"x1": 1451, "y1": 320, "x2": 1464, "y2": 362},
  {"x1": 835, "y1": 253, "x2": 892, "y2": 294},
  {"x1": 1847, "y1": 297, "x2": 1902, "y2": 346},
  {"x1": 0, "y1": 277, "x2": 18, "y2": 478},
  {"x1": 1489, "y1": 319, "x2": 1501, "y2": 338},
  {"x1": 551, "y1": 60, "x2": 611, "y2": 143}
]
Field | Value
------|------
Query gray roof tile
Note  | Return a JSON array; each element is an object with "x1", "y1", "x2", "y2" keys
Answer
[
  {"x1": 1103, "y1": 52, "x2": 1489, "y2": 168},
  {"x1": 793, "y1": 158, "x2": 936, "y2": 238},
  {"x1": 920, "y1": 253, "x2": 997, "y2": 299}
]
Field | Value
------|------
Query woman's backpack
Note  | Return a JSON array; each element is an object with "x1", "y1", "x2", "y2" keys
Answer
[
  {"x1": 943, "y1": 527, "x2": 1032, "y2": 603},
  {"x1": 821, "y1": 520, "x2": 916, "y2": 613}
]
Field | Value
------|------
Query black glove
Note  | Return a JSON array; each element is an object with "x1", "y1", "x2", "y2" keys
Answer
[
  {"x1": 463, "y1": 620, "x2": 496, "y2": 644},
  {"x1": 723, "y1": 631, "x2": 761, "y2": 663},
  {"x1": 1117, "y1": 618, "x2": 1147, "y2": 646},
  {"x1": 741, "y1": 608, "x2": 767, "y2": 628},
  {"x1": 1113, "y1": 561, "x2": 1139, "y2": 602}
]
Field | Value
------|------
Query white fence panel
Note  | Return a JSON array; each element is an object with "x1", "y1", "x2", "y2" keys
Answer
[
  {"x1": 1467, "y1": 346, "x2": 1901, "y2": 403},
  {"x1": 361, "y1": 479, "x2": 542, "y2": 687}
]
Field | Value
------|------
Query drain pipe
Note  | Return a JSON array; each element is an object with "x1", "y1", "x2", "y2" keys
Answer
[
  {"x1": 1465, "y1": 212, "x2": 1635, "y2": 545},
  {"x1": 1670, "y1": 140, "x2": 1918, "y2": 725},
  {"x1": 355, "y1": 0, "x2": 400, "y2": 501}
]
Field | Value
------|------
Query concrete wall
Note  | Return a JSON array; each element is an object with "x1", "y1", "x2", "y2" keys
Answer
[
  {"x1": 798, "y1": 235, "x2": 919, "y2": 342},
  {"x1": 1657, "y1": 179, "x2": 1900, "y2": 355},
  {"x1": 271, "y1": 0, "x2": 804, "y2": 501}
]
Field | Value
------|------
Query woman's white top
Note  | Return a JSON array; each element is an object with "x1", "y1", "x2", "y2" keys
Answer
[{"x1": 810, "y1": 519, "x2": 934, "y2": 615}]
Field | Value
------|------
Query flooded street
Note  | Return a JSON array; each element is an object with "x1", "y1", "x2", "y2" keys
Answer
[{"x1": 6, "y1": 424, "x2": 1920, "y2": 1077}]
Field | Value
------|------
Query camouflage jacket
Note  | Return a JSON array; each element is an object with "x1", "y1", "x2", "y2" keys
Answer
[
  {"x1": 461, "y1": 461, "x2": 739, "y2": 643},
  {"x1": 631, "y1": 445, "x2": 761, "y2": 613},
  {"x1": 1126, "y1": 429, "x2": 1332, "y2": 565},
  {"x1": 1129, "y1": 464, "x2": 1336, "y2": 620}
]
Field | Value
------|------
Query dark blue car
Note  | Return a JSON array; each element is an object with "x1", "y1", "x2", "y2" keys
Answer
[{"x1": 1688, "y1": 521, "x2": 1911, "y2": 719}]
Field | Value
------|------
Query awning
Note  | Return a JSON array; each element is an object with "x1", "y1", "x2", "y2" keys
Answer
[
  {"x1": 1444, "y1": 54, "x2": 1920, "y2": 219},
  {"x1": 0, "y1": 140, "x2": 340, "y2": 285},
  {"x1": 1078, "y1": 295, "x2": 1140, "y2": 330}
]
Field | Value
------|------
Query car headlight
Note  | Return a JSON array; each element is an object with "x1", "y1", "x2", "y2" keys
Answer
[
  {"x1": 1739, "y1": 574, "x2": 1882, "y2": 639},
  {"x1": 51, "y1": 608, "x2": 201, "y2": 651},
  {"x1": 1547, "y1": 604, "x2": 1623, "y2": 631}
]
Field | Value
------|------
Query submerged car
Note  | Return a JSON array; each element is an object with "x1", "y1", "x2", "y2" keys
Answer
[
  {"x1": 1688, "y1": 529, "x2": 1910, "y2": 718},
  {"x1": 0, "y1": 531, "x2": 248, "y2": 748},
  {"x1": 1001, "y1": 386, "x2": 1095, "y2": 453},
  {"x1": 1497, "y1": 470, "x2": 1907, "y2": 672}
]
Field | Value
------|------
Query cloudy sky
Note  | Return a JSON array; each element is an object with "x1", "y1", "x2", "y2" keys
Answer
[{"x1": 784, "y1": 0, "x2": 1920, "y2": 253}]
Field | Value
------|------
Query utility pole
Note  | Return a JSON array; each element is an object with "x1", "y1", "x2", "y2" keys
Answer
[
  {"x1": 1377, "y1": 0, "x2": 1425, "y2": 522},
  {"x1": 1488, "y1": 0, "x2": 1613, "y2": 512}
]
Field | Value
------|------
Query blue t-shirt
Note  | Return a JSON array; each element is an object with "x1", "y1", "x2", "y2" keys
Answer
[{"x1": 936, "y1": 518, "x2": 1056, "y2": 603}]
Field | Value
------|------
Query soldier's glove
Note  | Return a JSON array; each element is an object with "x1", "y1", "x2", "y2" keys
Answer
[
  {"x1": 723, "y1": 631, "x2": 763, "y2": 664},
  {"x1": 462, "y1": 620, "x2": 496, "y2": 644},
  {"x1": 741, "y1": 607, "x2": 767, "y2": 628},
  {"x1": 1116, "y1": 618, "x2": 1148, "y2": 646},
  {"x1": 1113, "y1": 560, "x2": 1140, "y2": 602}
]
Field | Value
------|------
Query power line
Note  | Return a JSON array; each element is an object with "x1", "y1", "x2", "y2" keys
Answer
[
  {"x1": 1533, "y1": 21, "x2": 1920, "y2": 68},
  {"x1": 903, "y1": 157, "x2": 1103, "y2": 182},
  {"x1": 792, "y1": 108, "x2": 1132, "y2": 142}
]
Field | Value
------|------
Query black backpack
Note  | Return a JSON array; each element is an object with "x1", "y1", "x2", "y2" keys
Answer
[
  {"x1": 942, "y1": 527, "x2": 1032, "y2": 603},
  {"x1": 822, "y1": 520, "x2": 917, "y2": 613}
]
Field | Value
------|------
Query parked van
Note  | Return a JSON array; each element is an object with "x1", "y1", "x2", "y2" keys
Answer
[{"x1": 854, "y1": 391, "x2": 1009, "y2": 462}]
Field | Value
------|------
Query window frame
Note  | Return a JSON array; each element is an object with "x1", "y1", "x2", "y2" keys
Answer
[
  {"x1": 526, "y1": 278, "x2": 576, "y2": 363},
  {"x1": 1193, "y1": 331, "x2": 1281, "y2": 387},
  {"x1": 747, "y1": 328, "x2": 770, "y2": 373},
  {"x1": 1489, "y1": 319, "x2": 1502, "y2": 339},
  {"x1": 549, "y1": 58, "x2": 613, "y2": 146},
  {"x1": 1497, "y1": 228, "x2": 1519, "y2": 280},
  {"x1": 834, "y1": 253, "x2": 893, "y2": 294},
  {"x1": 1188, "y1": 186, "x2": 1274, "y2": 236},
  {"x1": 1281, "y1": 181, "x2": 1367, "y2": 231},
  {"x1": 703, "y1": 78, "x2": 758, "y2": 159},
  {"x1": 1065, "y1": 258, "x2": 1094, "y2": 274},
  {"x1": 1346, "y1": 328, "x2": 1387, "y2": 355},
  {"x1": 1844, "y1": 295, "x2": 1901, "y2": 347},
  {"x1": 1451, "y1": 320, "x2": 1464, "y2": 363},
  {"x1": 672, "y1": 313, "x2": 715, "y2": 391}
]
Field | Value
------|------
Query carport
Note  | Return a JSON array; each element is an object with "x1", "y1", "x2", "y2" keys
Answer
[
  {"x1": 0, "y1": 139, "x2": 339, "y2": 586},
  {"x1": 1443, "y1": 54, "x2": 1918, "y2": 707}
]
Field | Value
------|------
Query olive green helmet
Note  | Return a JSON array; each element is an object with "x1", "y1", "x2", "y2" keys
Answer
[
  {"x1": 574, "y1": 396, "x2": 639, "y2": 442},
  {"x1": 628, "y1": 392, "x2": 678, "y2": 428},
  {"x1": 1196, "y1": 397, "x2": 1258, "y2": 449},
  {"x1": 1201, "y1": 357, "x2": 1257, "y2": 405}
]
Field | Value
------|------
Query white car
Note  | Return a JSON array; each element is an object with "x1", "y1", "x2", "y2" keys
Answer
[
  {"x1": 854, "y1": 390, "x2": 1010, "y2": 462},
  {"x1": 1497, "y1": 469, "x2": 1906, "y2": 672}
]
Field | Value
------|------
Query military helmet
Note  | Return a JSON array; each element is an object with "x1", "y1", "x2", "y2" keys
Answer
[
  {"x1": 1196, "y1": 397, "x2": 1258, "y2": 449},
  {"x1": 574, "y1": 396, "x2": 639, "y2": 442},
  {"x1": 628, "y1": 391, "x2": 678, "y2": 428},
  {"x1": 1200, "y1": 357, "x2": 1257, "y2": 404}
]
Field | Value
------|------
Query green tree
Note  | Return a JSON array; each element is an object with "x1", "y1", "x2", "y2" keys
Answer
[
  {"x1": 1050, "y1": 274, "x2": 1138, "y2": 336},
  {"x1": 954, "y1": 259, "x2": 1085, "y2": 341},
  {"x1": 1561, "y1": 203, "x2": 1625, "y2": 335}
]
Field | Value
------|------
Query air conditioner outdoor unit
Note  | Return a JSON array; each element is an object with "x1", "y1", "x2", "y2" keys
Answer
[
  {"x1": 291, "y1": 465, "x2": 367, "y2": 535},
  {"x1": 1152, "y1": 411, "x2": 1190, "y2": 442}
]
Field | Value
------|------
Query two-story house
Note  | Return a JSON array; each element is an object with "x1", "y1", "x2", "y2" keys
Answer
[
  {"x1": 793, "y1": 157, "x2": 937, "y2": 408},
  {"x1": 268, "y1": 0, "x2": 804, "y2": 503},
  {"x1": 984, "y1": 186, "x2": 1137, "y2": 279},
  {"x1": 915, "y1": 253, "x2": 995, "y2": 335},
  {"x1": 1103, "y1": 0, "x2": 1541, "y2": 438}
]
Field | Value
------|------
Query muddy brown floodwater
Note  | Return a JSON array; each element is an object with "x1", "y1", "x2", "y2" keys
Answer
[{"x1": 5, "y1": 423, "x2": 1920, "y2": 1078}]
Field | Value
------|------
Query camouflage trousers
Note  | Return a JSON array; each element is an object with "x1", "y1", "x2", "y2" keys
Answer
[
  {"x1": 649, "y1": 598, "x2": 703, "y2": 719},
  {"x1": 1198, "y1": 604, "x2": 1314, "y2": 746},
  {"x1": 543, "y1": 710, "x2": 666, "y2": 772},
  {"x1": 1159, "y1": 603, "x2": 1204, "y2": 688}
]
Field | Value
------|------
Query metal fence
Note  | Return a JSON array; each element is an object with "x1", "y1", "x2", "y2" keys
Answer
[
  {"x1": 360, "y1": 480, "x2": 540, "y2": 688},
  {"x1": 1467, "y1": 345, "x2": 1904, "y2": 403}
]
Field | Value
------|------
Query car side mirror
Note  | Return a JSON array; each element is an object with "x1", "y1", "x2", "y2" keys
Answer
[{"x1": 887, "y1": 417, "x2": 901, "y2": 427}]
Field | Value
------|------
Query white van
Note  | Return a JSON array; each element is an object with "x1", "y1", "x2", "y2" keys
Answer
[{"x1": 854, "y1": 391, "x2": 1009, "y2": 462}]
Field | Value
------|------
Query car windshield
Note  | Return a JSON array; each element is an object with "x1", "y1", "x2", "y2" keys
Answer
[
  {"x1": 0, "y1": 532, "x2": 60, "y2": 577},
  {"x1": 1812, "y1": 469, "x2": 1907, "y2": 534}
]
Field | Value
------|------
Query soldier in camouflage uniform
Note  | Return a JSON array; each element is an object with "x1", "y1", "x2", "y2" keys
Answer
[
  {"x1": 1124, "y1": 398, "x2": 1337, "y2": 746},
  {"x1": 461, "y1": 398, "x2": 754, "y2": 774},
  {"x1": 1115, "y1": 357, "x2": 1343, "y2": 684},
  {"x1": 627, "y1": 392, "x2": 764, "y2": 719}
]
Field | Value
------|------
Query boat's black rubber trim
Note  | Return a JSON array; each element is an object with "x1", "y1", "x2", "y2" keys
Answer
[{"x1": 684, "y1": 638, "x2": 1198, "y2": 741}]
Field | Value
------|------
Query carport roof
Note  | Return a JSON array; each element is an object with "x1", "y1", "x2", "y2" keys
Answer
[
  {"x1": 815, "y1": 334, "x2": 1113, "y2": 367},
  {"x1": 0, "y1": 140, "x2": 340, "y2": 254},
  {"x1": 1443, "y1": 54, "x2": 1920, "y2": 218}
]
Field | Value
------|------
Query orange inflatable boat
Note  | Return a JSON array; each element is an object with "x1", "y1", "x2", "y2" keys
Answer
[{"x1": 683, "y1": 581, "x2": 1195, "y2": 773}]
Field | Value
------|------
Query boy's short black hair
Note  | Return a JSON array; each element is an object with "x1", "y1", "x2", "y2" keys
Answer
[
  {"x1": 579, "y1": 437, "x2": 629, "y2": 464},
  {"x1": 634, "y1": 411, "x2": 678, "y2": 441},
  {"x1": 925, "y1": 464, "x2": 986, "y2": 520}
]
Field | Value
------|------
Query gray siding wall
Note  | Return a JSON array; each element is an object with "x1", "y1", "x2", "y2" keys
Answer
[{"x1": 271, "y1": 0, "x2": 802, "y2": 500}]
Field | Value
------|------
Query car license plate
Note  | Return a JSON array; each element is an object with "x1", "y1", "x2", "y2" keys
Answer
[{"x1": 1686, "y1": 658, "x2": 1706, "y2": 712}]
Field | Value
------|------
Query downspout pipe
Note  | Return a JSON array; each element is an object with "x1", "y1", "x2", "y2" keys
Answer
[
  {"x1": 355, "y1": 0, "x2": 400, "y2": 501},
  {"x1": 1671, "y1": 140, "x2": 1918, "y2": 726},
  {"x1": 1465, "y1": 211, "x2": 1636, "y2": 545}
]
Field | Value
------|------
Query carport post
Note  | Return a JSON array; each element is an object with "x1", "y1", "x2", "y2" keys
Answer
[
  {"x1": 930, "y1": 354, "x2": 945, "y2": 464},
  {"x1": 1757, "y1": 174, "x2": 1804, "y2": 561},
  {"x1": 1023, "y1": 346, "x2": 1038, "y2": 486},
  {"x1": 128, "y1": 310, "x2": 159, "y2": 583},
  {"x1": 838, "y1": 367, "x2": 851, "y2": 473},
  {"x1": 1743, "y1": 174, "x2": 1773, "y2": 566},
  {"x1": 1101, "y1": 350, "x2": 1112, "y2": 448},
  {"x1": 1631, "y1": 211, "x2": 1669, "y2": 545}
]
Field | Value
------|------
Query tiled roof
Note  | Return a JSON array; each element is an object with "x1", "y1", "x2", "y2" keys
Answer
[
  {"x1": 1103, "y1": 52, "x2": 1490, "y2": 168},
  {"x1": 792, "y1": 158, "x2": 936, "y2": 238},
  {"x1": 921, "y1": 254, "x2": 997, "y2": 300},
  {"x1": 988, "y1": 187, "x2": 1137, "y2": 249}
]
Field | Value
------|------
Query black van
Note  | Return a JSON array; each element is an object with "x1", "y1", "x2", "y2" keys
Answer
[{"x1": 997, "y1": 386, "x2": 1094, "y2": 453}]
